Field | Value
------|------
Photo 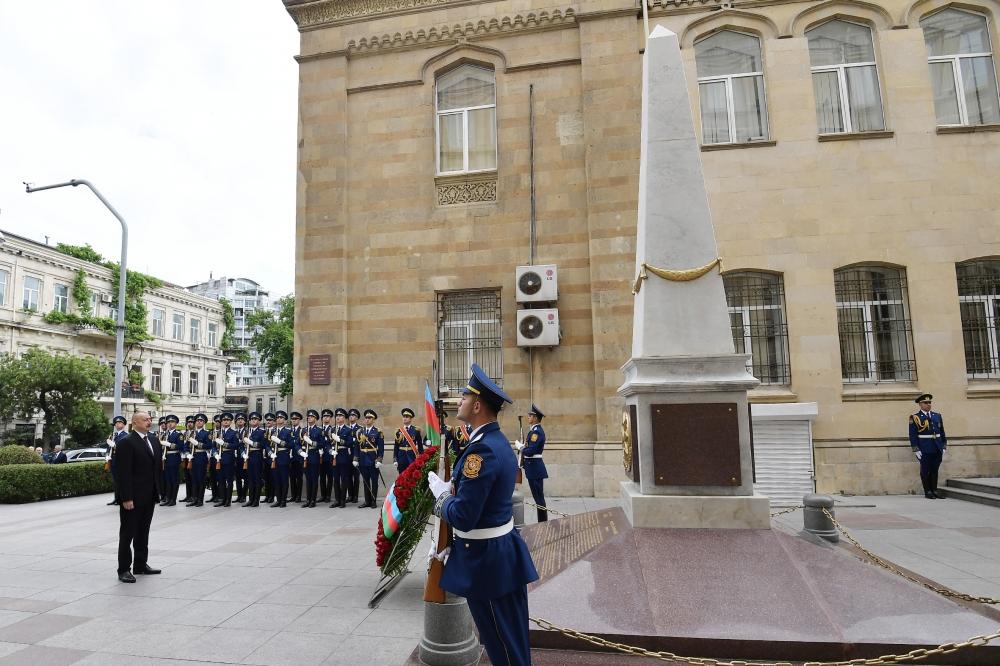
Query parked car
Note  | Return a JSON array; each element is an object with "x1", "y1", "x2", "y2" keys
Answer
[{"x1": 63, "y1": 448, "x2": 108, "y2": 463}]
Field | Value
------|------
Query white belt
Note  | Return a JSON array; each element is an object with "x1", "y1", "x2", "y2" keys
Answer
[
  {"x1": 453, "y1": 519, "x2": 514, "y2": 540},
  {"x1": 523, "y1": 454, "x2": 543, "y2": 459},
  {"x1": 918, "y1": 434, "x2": 936, "y2": 439}
]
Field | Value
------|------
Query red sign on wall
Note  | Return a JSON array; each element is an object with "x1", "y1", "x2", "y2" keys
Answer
[{"x1": 308, "y1": 354, "x2": 331, "y2": 386}]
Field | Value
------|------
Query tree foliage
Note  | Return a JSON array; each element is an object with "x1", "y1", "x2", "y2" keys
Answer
[
  {"x1": 0, "y1": 349, "x2": 114, "y2": 445},
  {"x1": 0, "y1": 446, "x2": 44, "y2": 466},
  {"x1": 55, "y1": 243, "x2": 103, "y2": 264},
  {"x1": 65, "y1": 400, "x2": 110, "y2": 447},
  {"x1": 219, "y1": 297, "x2": 250, "y2": 363},
  {"x1": 247, "y1": 296, "x2": 294, "y2": 397}
]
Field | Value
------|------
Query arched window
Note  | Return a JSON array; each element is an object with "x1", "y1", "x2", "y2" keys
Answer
[
  {"x1": 806, "y1": 20, "x2": 885, "y2": 134},
  {"x1": 920, "y1": 9, "x2": 1000, "y2": 126},
  {"x1": 956, "y1": 259, "x2": 1000, "y2": 377},
  {"x1": 723, "y1": 271, "x2": 790, "y2": 384},
  {"x1": 834, "y1": 265, "x2": 915, "y2": 381},
  {"x1": 435, "y1": 65, "x2": 497, "y2": 174},
  {"x1": 695, "y1": 30, "x2": 769, "y2": 144}
]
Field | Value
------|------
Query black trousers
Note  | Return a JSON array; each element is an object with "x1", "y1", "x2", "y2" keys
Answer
[
  {"x1": 919, "y1": 451, "x2": 943, "y2": 493},
  {"x1": 118, "y1": 502, "x2": 155, "y2": 574},
  {"x1": 527, "y1": 477, "x2": 547, "y2": 522}
]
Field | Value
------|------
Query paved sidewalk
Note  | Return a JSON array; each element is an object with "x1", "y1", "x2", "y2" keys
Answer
[{"x1": 0, "y1": 493, "x2": 994, "y2": 664}]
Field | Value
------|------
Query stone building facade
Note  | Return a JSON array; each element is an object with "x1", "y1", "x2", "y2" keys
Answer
[
  {"x1": 282, "y1": 0, "x2": 1000, "y2": 496},
  {"x1": 0, "y1": 230, "x2": 227, "y2": 436}
]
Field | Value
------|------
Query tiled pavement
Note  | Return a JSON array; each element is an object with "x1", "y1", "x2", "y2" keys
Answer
[{"x1": 0, "y1": 492, "x2": 995, "y2": 665}]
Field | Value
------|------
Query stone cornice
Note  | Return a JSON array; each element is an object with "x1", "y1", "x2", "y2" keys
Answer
[
  {"x1": 285, "y1": 0, "x2": 504, "y2": 31},
  {"x1": 345, "y1": 8, "x2": 576, "y2": 55}
]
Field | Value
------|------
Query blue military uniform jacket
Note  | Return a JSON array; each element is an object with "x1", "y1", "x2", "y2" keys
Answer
[
  {"x1": 356, "y1": 425, "x2": 384, "y2": 466},
  {"x1": 221, "y1": 427, "x2": 240, "y2": 464},
  {"x1": 394, "y1": 424, "x2": 423, "y2": 466},
  {"x1": 164, "y1": 429, "x2": 183, "y2": 464},
  {"x1": 248, "y1": 426, "x2": 266, "y2": 456},
  {"x1": 335, "y1": 424, "x2": 354, "y2": 465},
  {"x1": 305, "y1": 425, "x2": 323, "y2": 463},
  {"x1": 194, "y1": 428, "x2": 214, "y2": 456},
  {"x1": 909, "y1": 410, "x2": 947, "y2": 455},
  {"x1": 274, "y1": 426, "x2": 293, "y2": 466},
  {"x1": 440, "y1": 421, "x2": 538, "y2": 600},
  {"x1": 522, "y1": 423, "x2": 548, "y2": 480}
]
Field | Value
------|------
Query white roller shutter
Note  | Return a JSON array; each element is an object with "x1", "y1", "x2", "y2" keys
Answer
[{"x1": 752, "y1": 403, "x2": 817, "y2": 507}]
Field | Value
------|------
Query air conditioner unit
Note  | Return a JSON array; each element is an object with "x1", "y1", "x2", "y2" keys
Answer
[
  {"x1": 516, "y1": 308, "x2": 560, "y2": 347},
  {"x1": 100, "y1": 294, "x2": 112, "y2": 304},
  {"x1": 191, "y1": 343, "x2": 201, "y2": 351},
  {"x1": 515, "y1": 265, "x2": 558, "y2": 303}
]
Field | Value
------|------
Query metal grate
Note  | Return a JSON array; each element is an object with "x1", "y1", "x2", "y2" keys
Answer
[
  {"x1": 956, "y1": 260, "x2": 1000, "y2": 378},
  {"x1": 437, "y1": 290, "x2": 502, "y2": 392},
  {"x1": 724, "y1": 272, "x2": 791, "y2": 385},
  {"x1": 834, "y1": 266, "x2": 916, "y2": 382}
]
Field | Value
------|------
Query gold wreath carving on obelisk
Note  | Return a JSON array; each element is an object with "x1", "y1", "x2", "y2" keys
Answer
[{"x1": 621, "y1": 408, "x2": 633, "y2": 473}]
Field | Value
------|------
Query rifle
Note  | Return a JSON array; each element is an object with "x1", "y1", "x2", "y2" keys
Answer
[
  {"x1": 104, "y1": 429, "x2": 115, "y2": 471},
  {"x1": 516, "y1": 415, "x2": 525, "y2": 484},
  {"x1": 269, "y1": 427, "x2": 278, "y2": 470},
  {"x1": 425, "y1": 366, "x2": 451, "y2": 604}
]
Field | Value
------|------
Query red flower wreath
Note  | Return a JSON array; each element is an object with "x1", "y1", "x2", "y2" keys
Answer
[{"x1": 375, "y1": 446, "x2": 441, "y2": 570}]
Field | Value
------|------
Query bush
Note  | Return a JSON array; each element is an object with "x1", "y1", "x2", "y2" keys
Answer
[
  {"x1": 0, "y1": 445, "x2": 44, "y2": 466},
  {"x1": 0, "y1": 462, "x2": 113, "y2": 503}
]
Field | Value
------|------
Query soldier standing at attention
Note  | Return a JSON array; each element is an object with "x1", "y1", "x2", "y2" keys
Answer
[
  {"x1": 331, "y1": 408, "x2": 352, "y2": 508},
  {"x1": 180, "y1": 416, "x2": 196, "y2": 504},
  {"x1": 319, "y1": 408, "x2": 336, "y2": 503},
  {"x1": 516, "y1": 404, "x2": 549, "y2": 522},
  {"x1": 234, "y1": 412, "x2": 248, "y2": 504},
  {"x1": 288, "y1": 411, "x2": 305, "y2": 503},
  {"x1": 155, "y1": 417, "x2": 168, "y2": 504},
  {"x1": 428, "y1": 364, "x2": 539, "y2": 666},
  {"x1": 909, "y1": 394, "x2": 947, "y2": 499},
  {"x1": 217, "y1": 412, "x2": 240, "y2": 507},
  {"x1": 242, "y1": 412, "x2": 266, "y2": 507},
  {"x1": 394, "y1": 408, "x2": 423, "y2": 475},
  {"x1": 208, "y1": 414, "x2": 222, "y2": 504},
  {"x1": 189, "y1": 413, "x2": 211, "y2": 507},
  {"x1": 356, "y1": 409, "x2": 384, "y2": 508},
  {"x1": 302, "y1": 409, "x2": 323, "y2": 508},
  {"x1": 161, "y1": 415, "x2": 182, "y2": 506},
  {"x1": 262, "y1": 413, "x2": 276, "y2": 504},
  {"x1": 270, "y1": 411, "x2": 293, "y2": 507},
  {"x1": 107, "y1": 415, "x2": 128, "y2": 506},
  {"x1": 347, "y1": 408, "x2": 362, "y2": 503}
]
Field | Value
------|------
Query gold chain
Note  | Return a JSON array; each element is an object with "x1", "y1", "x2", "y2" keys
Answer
[
  {"x1": 522, "y1": 499, "x2": 571, "y2": 518},
  {"x1": 821, "y1": 508, "x2": 999, "y2": 605},
  {"x1": 770, "y1": 505, "x2": 802, "y2": 517}
]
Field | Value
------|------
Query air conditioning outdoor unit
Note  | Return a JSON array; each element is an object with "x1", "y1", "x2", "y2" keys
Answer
[
  {"x1": 516, "y1": 308, "x2": 560, "y2": 347},
  {"x1": 515, "y1": 264, "x2": 558, "y2": 303},
  {"x1": 100, "y1": 294, "x2": 113, "y2": 304},
  {"x1": 191, "y1": 343, "x2": 201, "y2": 351}
]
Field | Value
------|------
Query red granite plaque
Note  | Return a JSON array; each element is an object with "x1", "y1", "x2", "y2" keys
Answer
[
  {"x1": 650, "y1": 402, "x2": 741, "y2": 486},
  {"x1": 308, "y1": 354, "x2": 331, "y2": 386}
]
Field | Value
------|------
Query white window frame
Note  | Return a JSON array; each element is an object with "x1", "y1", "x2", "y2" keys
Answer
[
  {"x1": 207, "y1": 373, "x2": 217, "y2": 397},
  {"x1": 151, "y1": 308, "x2": 165, "y2": 337},
  {"x1": 172, "y1": 313, "x2": 185, "y2": 341},
  {"x1": 189, "y1": 370, "x2": 199, "y2": 396},
  {"x1": 207, "y1": 322, "x2": 217, "y2": 347},
  {"x1": 695, "y1": 31, "x2": 769, "y2": 145},
  {"x1": 52, "y1": 284, "x2": 69, "y2": 314},
  {"x1": 150, "y1": 366, "x2": 163, "y2": 392},
  {"x1": 435, "y1": 65, "x2": 498, "y2": 176},
  {"x1": 0, "y1": 268, "x2": 10, "y2": 307},
  {"x1": 23, "y1": 275, "x2": 41, "y2": 311},
  {"x1": 190, "y1": 318, "x2": 201, "y2": 345},
  {"x1": 808, "y1": 20, "x2": 885, "y2": 134},
  {"x1": 171, "y1": 369, "x2": 183, "y2": 394},
  {"x1": 923, "y1": 10, "x2": 1000, "y2": 127}
]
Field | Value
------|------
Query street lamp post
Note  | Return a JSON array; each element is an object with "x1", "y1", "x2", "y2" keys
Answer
[{"x1": 25, "y1": 180, "x2": 129, "y2": 419}]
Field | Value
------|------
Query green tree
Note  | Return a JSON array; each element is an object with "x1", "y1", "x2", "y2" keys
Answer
[
  {"x1": 65, "y1": 400, "x2": 111, "y2": 447},
  {"x1": 0, "y1": 349, "x2": 114, "y2": 446},
  {"x1": 247, "y1": 296, "x2": 294, "y2": 397}
]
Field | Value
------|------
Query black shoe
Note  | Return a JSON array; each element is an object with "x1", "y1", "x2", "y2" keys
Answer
[
  {"x1": 118, "y1": 571, "x2": 136, "y2": 583},
  {"x1": 271, "y1": 502, "x2": 281, "y2": 507},
  {"x1": 278, "y1": 501, "x2": 287, "y2": 508},
  {"x1": 107, "y1": 500, "x2": 119, "y2": 506},
  {"x1": 166, "y1": 500, "x2": 176, "y2": 506},
  {"x1": 925, "y1": 491, "x2": 936, "y2": 499},
  {"x1": 194, "y1": 500, "x2": 204, "y2": 506},
  {"x1": 932, "y1": 491, "x2": 943, "y2": 499},
  {"x1": 134, "y1": 565, "x2": 161, "y2": 575}
]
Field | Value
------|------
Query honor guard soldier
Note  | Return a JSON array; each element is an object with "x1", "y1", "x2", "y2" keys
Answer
[
  {"x1": 262, "y1": 413, "x2": 277, "y2": 504},
  {"x1": 394, "y1": 408, "x2": 424, "y2": 475},
  {"x1": 301, "y1": 409, "x2": 323, "y2": 507},
  {"x1": 233, "y1": 413, "x2": 248, "y2": 504},
  {"x1": 154, "y1": 417, "x2": 167, "y2": 503},
  {"x1": 516, "y1": 404, "x2": 550, "y2": 522},
  {"x1": 428, "y1": 364, "x2": 539, "y2": 666},
  {"x1": 161, "y1": 415, "x2": 183, "y2": 506},
  {"x1": 289, "y1": 411, "x2": 305, "y2": 503},
  {"x1": 356, "y1": 409, "x2": 384, "y2": 508},
  {"x1": 319, "y1": 409, "x2": 336, "y2": 503},
  {"x1": 331, "y1": 408, "x2": 352, "y2": 508},
  {"x1": 347, "y1": 408, "x2": 362, "y2": 503},
  {"x1": 909, "y1": 394, "x2": 948, "y2": 499},
  {"x1": 207, "y1": 414, "x2": 222, "y2": 503},
  {"x1": 181, "y1": 416, "x2": 196, "y2": 503},
  {"x1": 106, "y1": 416, "x2": 128, "y2": 506},
  {"x1": 241, "y1": 412, "x2": 266, "y2": 507},
  {"x1": 269, "y1": 411, "x2": 293, "y2": 507},
  {"x1": 188, "y1": 413, "x2": 212, "y2": 507},
  {"x1": 216, "y1": 413, "x2": 240, "y2": 507}
]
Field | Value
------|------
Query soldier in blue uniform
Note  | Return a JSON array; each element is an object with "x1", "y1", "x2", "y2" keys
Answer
[
  {"x1": 233, "y1": 413, "x2": 248, "y2": 504},
  {"x1": 909, "y1": 394, "x2": 948, "y2": 499},
  {"x1": 319, "y1": 409, "x2": 336, "y2": 503},
  {"x1": 270, "y1": 411, "x2": 293, "y2": 507},
  {"x1": 331, "y1": 408, "x2": 353, "y2": 508},
  {"x1": 356, "y1": 409, "x2": 384, "y2": 508},
  {"x1": 106, "y1": 415, "x2": 128, "y2": 506},
  {"x1": 302, "y1": 409, "x2": 324, "y2": 508},
  {"x1": 516, "y1": 404, "x2": 549, "y2": 523},
  {"x1": 208, "y1": 414, "x2": 222, "y2": 503},
  {"x1": 262, "y1": 413, "x2": 276, "y2": 504},
  {"x1": 188, "y1": 413, "x2": 212, "y2": 507},
  {"x1": 161, "y1": 415, "x2": 183, "y2": 506},
  {"x1": 428, "y1": 364, "x2": 539, "y2": 666},
  {"x1": 393, "y1": 408, "x2": 424, "y2": 475},
  {"x1": 347, "y1": 408, "x2": 362, "y2": 503},
  {"x1": 154, "y1": 417, "x2": 167, "y2": 504},
  {"x1": 242, "y1": 412, "x2": 266, "y2": 507},
  {"x1": 289, "y1": 411, "x2": 305, "y2": 503},
  {"x1": 216, "y1": 412, "x2": 240, "y2": 507},
  {"x1": 180, "y1": 416, "x2": 196, "y2": 503}
]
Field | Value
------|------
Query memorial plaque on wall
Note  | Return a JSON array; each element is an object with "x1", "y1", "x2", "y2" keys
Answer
[
  {"x1": 308, "y1": 354, "x2": 331, "y2": 386},
  {"x1": 651, "y1": 403, "x2": 741, "y2": 486},
  {"x1": 622, "y1": 405, "x2": 640, "y2": 482}
]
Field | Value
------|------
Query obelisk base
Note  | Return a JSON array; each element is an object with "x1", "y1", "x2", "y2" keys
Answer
[{"x1": 621, "y1": 482, "x2": 770, "y2": 529}]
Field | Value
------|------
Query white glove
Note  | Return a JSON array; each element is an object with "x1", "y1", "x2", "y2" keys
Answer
[
  {"x1": 303, "y1": 436, "x2": 313, "y2": 445},
  {"x1": 298, "y1": 449, "x2": 307, "y2": 458},
  {"x1": 942, "y1": 448, "x2": 946, "y2": 458},
  {"x1": 214, "y1": 437, "x2": 223, "y2": 445},
  {"x1": 427, "y1": 542, "x2": 451, "y2": 565},
  {"x1": 428, "y1": 471, "x2": 451, "y2": 498},
  {"x1": 914, "y1": 450, "x2": 922, "y2": 461},
  {"x1": 331, "y1": 432, "x2": 341, "y2": 443},
  {"x1": 514, "y1": 440, "x2": 524, "y2": 451},
  {"x1": 352, "y1": 460, "x2": 359, "y2": 468},
  {"x1": 106, "y1": 438, "x2": 114, "y2": 447},
  {"x1": 375, "y1": 461, "x2": 382, "y2": 469},
  {"x1": 242, "y1": 437, "x2": 253, "y2": 446},
  {"x1": 241, "y1": 451, "x2": 248, "y2": 460},
  {"x1": 187, "y1": 437, "x2": 196, "y2": 445},
  {"x1": 270, "y1": 435, "x2": 282, "y2": 445}
]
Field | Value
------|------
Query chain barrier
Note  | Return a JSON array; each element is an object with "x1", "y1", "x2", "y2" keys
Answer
[
  {"x1": 522, "y1": 499, "x2": 572, "y2": 518},
  {"x1": 821, "y1": 508, "x2": 999, "y2": 606},
  {"x1": 770, "y1": 505, "x2": 802, "y2": 518}
]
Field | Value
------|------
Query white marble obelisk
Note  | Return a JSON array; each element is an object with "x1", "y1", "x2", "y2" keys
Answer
[{"x1": 619, "y1": 25, "x2": 770, "y2": 529}]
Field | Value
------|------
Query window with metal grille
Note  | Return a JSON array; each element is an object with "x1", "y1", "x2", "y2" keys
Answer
[
  {"x1": 437, "y1": 290, "x2": 502, "y2": 393},
  {"x1": 723, "y1": 271, "x2": 791, "y2": 385},
  {"x1": 956, "y1": 259, "x2": 1000, "y2": 377},
  {"x1": 834, "y1": 265, "x2": 916, "y2": 382}
]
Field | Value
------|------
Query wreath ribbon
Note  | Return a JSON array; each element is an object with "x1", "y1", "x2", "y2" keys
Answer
[{"x1": 632, "y1": 257, "x2": 722, "y2": 295}]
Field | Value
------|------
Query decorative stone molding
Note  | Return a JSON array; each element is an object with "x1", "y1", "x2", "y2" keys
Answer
[
  {"x1": 648, "y1": 0, "x2": 725, "y2": 10},
  {"x1": 347, "y1": 9, "x2": 576, "y2": 55},
  {"x1": 287, "y1": 0, "x2": 461, "y2": 28},
  {"x1": 435, "y1": 173, "x2": 498, "y2": 205}
]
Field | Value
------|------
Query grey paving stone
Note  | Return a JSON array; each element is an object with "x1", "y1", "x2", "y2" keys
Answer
[
  {"x1": 258, "y1": 584, "x2": 337, "y2": 606},
  {"x1": 169, "y1": 627, "x2": 277, "y2": 663},
  {"x1": 0, "y1": 613, "x2": 90, "y2": 645},
  {"x1": 170, "y1": 600, "x2": 250, "y2": 627},
  {"x1": 201, "y1": 581, "x2": 286, "y2": 604},
  {"x1": 241, "y1": 631, "x2": 337, "y2": 665},
  {"x1": 352, "y1": 609, "x2": 424, "y2": 639},
  {"x1": 320, "y1": 635, "x2": 418, "y2": 665},
  {"x1": 282, "y1": 605, "x2": 370, "y2": 635},
  {"x1": 218, "y1": 603, "x2": 308, "y2": 631},
  {"x1": 315, "y1": 586, "x2": 378, "y2": 609},
  {"x1": 0, "y1": 643, "x2": 24, "y2": 659},
  {"x1": 0, "y1": 610, "x2": 36, "y2": 630},
  {"x1": 0, "y1": 644, "x2": 91, "y2": 665}
]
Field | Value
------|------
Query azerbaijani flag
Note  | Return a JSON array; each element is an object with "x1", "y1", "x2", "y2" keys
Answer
[
  {"x1": 381, "y1": 483, "x2": 403, "y2": 539},
  {"x1": 424, "y1": 381, "x2": 441, "y2": 448}
]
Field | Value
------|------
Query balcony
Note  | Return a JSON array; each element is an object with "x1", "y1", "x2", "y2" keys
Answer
[
  {"x1": 97, "y1": 384, "x2": 146, "y2": 404},
  {"x1": 75, "y1": 324, "x2": 112, "y2": 339}
]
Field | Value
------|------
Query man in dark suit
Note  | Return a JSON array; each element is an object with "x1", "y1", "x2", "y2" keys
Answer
[{"x1": 117, "y1": 411, "x2": 162, "y2": 583}]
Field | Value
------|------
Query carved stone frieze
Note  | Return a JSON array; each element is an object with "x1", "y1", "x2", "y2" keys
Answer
[
  {"x1": 435, "y1": 174, "x2": 498, "y2": 205},
  {"x1": 287, "y1": 0, "x2": 461, "y2": 28},
  {"x1": 647, "y1": 0, "x2": 724, "y2": 10},
  {"x1": 347, "y1": 9, "x2": 576, "y2": 54}
]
